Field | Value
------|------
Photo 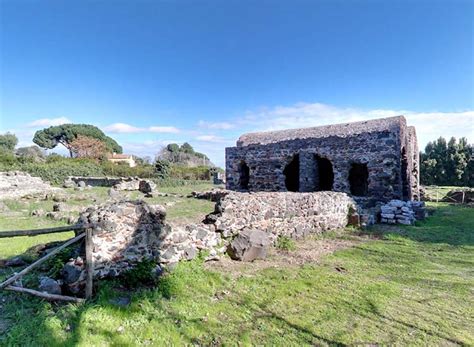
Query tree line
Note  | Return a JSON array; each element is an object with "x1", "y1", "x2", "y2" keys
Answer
[{"x1": 420, "y1": 136, "x2": 473, "y2": 187}]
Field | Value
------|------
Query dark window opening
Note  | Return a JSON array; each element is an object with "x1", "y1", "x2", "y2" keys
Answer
[
  {"x1": 401, "y1": 147, "x2": 409, "y2": 200},
  {"x1": 283, "y1": 154, "x2": 300, "y2": 192},
  {"x1": 349, "y1": 163, "x2": 369, "y2": 196},
  {"x1": 238, "y1": 161, "x2": 250, "y2": 190},
  {"x1": 315, "y1": 155, "x2": 334, "y2": 191}
]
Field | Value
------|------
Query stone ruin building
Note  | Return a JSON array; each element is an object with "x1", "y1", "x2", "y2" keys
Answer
[{"x1": 225, "y1": 116, "x2": 420, "y2": 205}]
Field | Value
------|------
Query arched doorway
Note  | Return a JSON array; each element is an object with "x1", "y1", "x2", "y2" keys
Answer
[
  {"x1": 283, "y1": 154, "x2": 299, "y2": 192},
  {"x1": 349, "y1": 163, "x2": 369, "y2": 196},
  {"x1": 315, "y1": 155, "x2": 334, "y2": 191},
  {"x1": 238, "y1": 161, "x2": 250, "y2": 190}
]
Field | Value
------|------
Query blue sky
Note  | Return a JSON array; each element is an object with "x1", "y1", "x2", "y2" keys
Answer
[{"x1": 1, "y1": 0, "x2": 473, "y2": 167}]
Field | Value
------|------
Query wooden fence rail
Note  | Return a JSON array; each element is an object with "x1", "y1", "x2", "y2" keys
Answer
[
  {"x1": 0, "y1": 224, "x2": 95, "y2": 302},
  {"x1": 0, "y1": 224, "x2": 92, "y2": 238}
]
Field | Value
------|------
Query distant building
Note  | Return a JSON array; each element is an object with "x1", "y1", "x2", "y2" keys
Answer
[{"x1": 108, "y1": 153, "x2": 137, "y2": 167}]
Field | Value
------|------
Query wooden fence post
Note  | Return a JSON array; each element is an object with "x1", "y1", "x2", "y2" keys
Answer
[
  {"x1": 0, "y1": 233, "x2": 86, "y2": 289},
  {"x1": 85, "y1": 228, "x2": 94, "y2": 299}
]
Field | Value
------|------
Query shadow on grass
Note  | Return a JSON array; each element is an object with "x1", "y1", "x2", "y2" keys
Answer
[{"x1": 1, "y1": 203, "x2": 473, "y2": 345}]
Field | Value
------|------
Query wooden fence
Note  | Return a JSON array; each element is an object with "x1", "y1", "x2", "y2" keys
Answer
[{"x1": 0, "y1": 224, "x2": 95, "y2": 303}]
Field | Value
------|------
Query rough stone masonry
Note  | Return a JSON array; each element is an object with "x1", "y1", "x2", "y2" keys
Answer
[
  {"x1": 61, "y1": 190, "x2": 359, "y2": 292},
  {"x1": 225, "y1": 116, "x2": 420, "y2": 206}
]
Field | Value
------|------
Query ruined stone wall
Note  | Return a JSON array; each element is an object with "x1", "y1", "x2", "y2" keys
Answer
[
  {"x1": 226, "y1": 130, "x2": 403, "y2": 203},
  {"x1": 70, "y1": 191, "x2": 357, "y2": 283},
  {"x1": 66, "y1": 176, "x2": 155, "y2": 191},
  {"x1": 77, "y1": 201, "x2": 167, "y2": 278},
  {"x1": 226, "y1": 116, "x2": 418, "y2": 203},
  {"x1": 0, "y1": 171, "x2": 61, "y2": 200},
  {"x1": 67, "y1": 176, "x2": 123, "y2": 187},
  {"x1": 209, "y1": 191, "x2": 357, "y2": 241},
  {"x1": 407, "y1": 126, "x2": 420, "y2": 200}
]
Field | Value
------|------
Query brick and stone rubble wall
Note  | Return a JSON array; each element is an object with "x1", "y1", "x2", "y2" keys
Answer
[
  {"x1": 226, "y1": 116, "x2": 419, "y2": 203},
  {"x1": 77, "y1": 201, "x2": 168, "y2": 278},
  {"x1": 66, "y1": 176, "x2": 155, "y2": 191},
  {"x1": 70, "y1": 191, "x2": 357, "y2": 282},
  {"x1": 208, "y1": 191, "x2": 358, "y2": 241},
  {"x1": 407, "y1": 126, "x2": 420, "y2": 201},
  {"x1": 226, "y1": 128, "x2": 403, "y2": 203},
  {"x1": 0, "y1": 171, "x2": 61, "y2": 200}
]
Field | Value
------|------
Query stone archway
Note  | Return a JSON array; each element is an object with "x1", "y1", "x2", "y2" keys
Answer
[
  {"x1": 283, "y1": 154, "x2": 300, "y2": 192},
  {"x1": 349, "y1": 163, "x2": 369, "y2": 196},
  {"x1": 238, "y1": 161, "x2": 250, "y2": 190}
]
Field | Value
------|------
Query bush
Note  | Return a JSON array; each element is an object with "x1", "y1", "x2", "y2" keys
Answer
[
  {"x1": 154, "y1": 159, "x2": 171, "y2": 179},
  {"x1": 169, "y1": 165, "x2": 212, "y2": 180},
  {"x1": 101, "y1": 161, "x2": 155, "y2": 178},
  {"x1": 276, "y1": 235, "x2": 296, "y2": 251},
  {"x1": 20, "y1": 159, "x2": 104, "y2": 185},
  {"x1": 121, "y1": 258, "x2": 157, "y2": 288}
]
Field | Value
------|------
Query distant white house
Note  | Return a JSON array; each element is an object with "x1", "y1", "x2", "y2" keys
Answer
[{"x1": 108, "y1": 153, "x2": 136, "y2": 167}]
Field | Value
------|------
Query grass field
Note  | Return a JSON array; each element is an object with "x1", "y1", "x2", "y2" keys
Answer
[{"x1": 0, "y1": 192, "x2": 473, "y2": 345}]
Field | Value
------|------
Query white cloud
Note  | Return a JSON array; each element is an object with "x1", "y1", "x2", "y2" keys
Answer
[
  {"x1": 195, "y1": 135, "x2": 226, "y2": 143},
  {"x1": 27, "y1": 117, "x2": 72, "y2": 127},
  {"x1": 198, "y1": 120, "x2": 235, "y2": 130},
  {"x1": 104, "y1": 123, "x2": 180, "y2": 134},
  {"x1": 238, "y1": 102, "x2": 474, "y2": 149},
  {"x1": 104, "y1": 123, "x2": 143, "y2": 133},
  {"x1": 149, "y1": 126, "x2": 180, "y2": 133}
]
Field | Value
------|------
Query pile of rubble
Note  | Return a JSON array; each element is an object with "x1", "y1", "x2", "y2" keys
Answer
[
  {"x1": 380, "y1": 200, "x2": 426, "y2": 225},
  {"x1": 0, "y1": 171, "x2": 61, "y2": 200}
]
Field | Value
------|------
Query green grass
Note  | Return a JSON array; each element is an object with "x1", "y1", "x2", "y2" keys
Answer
[
  {"x1": 0, "y1": 183, "x2": 217, "y2": 252},
  {"x1": 1, "y1": 202, "x2": 472, "y2": 345}
]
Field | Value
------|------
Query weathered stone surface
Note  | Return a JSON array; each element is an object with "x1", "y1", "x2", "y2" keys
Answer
[
  {"x1": 207, "y1": 191, "x2": 358, "y2": 240},
  {"x1": 39, "y1": 277, "x2": 62, "y2": 295},
  {"x1": 379, "y1": 200, "x2": 425, "y2": 225},
  {"x1": 0, "y1": 171, "x2": 62, "y2": 200},
  {"x1": 62, "y1": 259, "x2": 84, "y2": 284},
  {"x1": 78, "y1": 200, "x2": 168, "y2": 278},
  {"x1": 108, "y1": 188, "x2": 121, "y2": 200},
  {"x1": 191, "y1": 189, "x2": 230, "y2": 202},
  {"x1": 228, "y1": 229, "x2": 271, "y2": 261},
  {"x1": 139, "y1": 180, "x2": 156, "y2": 194},
  {"x1": 225, "y1": 116, "x2": 420, "y2": 203}
]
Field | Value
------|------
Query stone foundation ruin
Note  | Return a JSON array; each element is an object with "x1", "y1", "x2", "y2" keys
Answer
[
  {"x1": 58, "y1": 190, "x2": 362, "y2": 293},
  {"x1": 225, "y1": 116, "x2": 420, "y2": 204},
  {"x1": 0, "y1": 171, "x2": 61, "y2": 200},
  {"x1": 64, "y1": 176, "x2": 156, "y2": 193}
]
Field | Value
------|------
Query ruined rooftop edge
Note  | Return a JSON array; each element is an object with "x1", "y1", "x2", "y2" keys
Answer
[{"x1": 237, "y1": 115, "x2": 406, "y2": 147}]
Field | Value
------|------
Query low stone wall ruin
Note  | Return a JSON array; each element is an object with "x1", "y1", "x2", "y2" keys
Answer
[
  {"x1": 67, "y1": 191, "x2": 358, "y2": 279},
  {"x1": 0, "y1": 171, "x2": 61, "y2": 200},
  {"x1": 207, "y1": 191, "x2": 358, "y2": 241},
  {"x1": 65, "y1": 176, "x2": 156, "y2": 192}
]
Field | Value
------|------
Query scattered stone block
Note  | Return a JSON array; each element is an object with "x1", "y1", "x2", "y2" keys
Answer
[
  {"x1": 39, "y1": 277, "x2": 62, "y2": 295},
  {"x1": 227, "y1": 229, "x2": 271, "y2": 262}
]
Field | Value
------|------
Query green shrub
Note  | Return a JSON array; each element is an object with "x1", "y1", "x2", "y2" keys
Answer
[
  {"x1": 169, "y1": 165, "x2": 212, "y2": 180},
  {"x1": 154, "y1": 159, "x2": 171, "y2": 179},
  {"x1": 20, "y1": 158, "x2": 104, "y2": 185},
  {"x1": 121, "y1": 258, "x2": 157, "y2": 288},
  {"x1": 102, "y1": 161, "x2": 155, "y2": 178},
  {"x1": 276, "y1": 235, "x2": 296, "y2": 251}
]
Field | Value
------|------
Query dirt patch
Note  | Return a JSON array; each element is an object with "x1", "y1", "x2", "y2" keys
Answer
[{"x1": 205, "y1": 237, "x2": 360, "y2": 277}]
